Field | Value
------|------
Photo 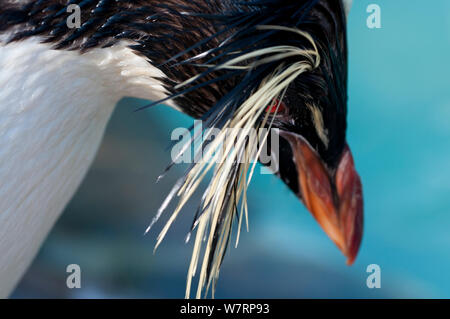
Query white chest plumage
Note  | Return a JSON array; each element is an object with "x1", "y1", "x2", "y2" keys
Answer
[{"x1": 0, "y1": 37, "x2": 168, "y2": 297}]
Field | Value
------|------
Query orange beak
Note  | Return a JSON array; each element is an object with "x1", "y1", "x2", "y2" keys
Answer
[{"x1": 280, "y1": 131, "x2": 363, "y2": 265}]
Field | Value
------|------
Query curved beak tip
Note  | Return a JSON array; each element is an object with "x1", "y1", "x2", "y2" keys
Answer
[
  {"x1": 280, "y1": 131, "x2": 364, "y2": 265},
  {"x1": 346, "y1": 254, "x2": 357, "y2": 266}
]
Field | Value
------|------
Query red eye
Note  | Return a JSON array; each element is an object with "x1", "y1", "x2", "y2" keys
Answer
[{"x1": 266, "y1": 99, "x2": 286, "y2": 114}]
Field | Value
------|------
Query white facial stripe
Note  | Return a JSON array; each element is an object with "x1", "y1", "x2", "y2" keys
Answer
[{"x1": 307, "y1": 103, "x2": 329, "y2": 148}]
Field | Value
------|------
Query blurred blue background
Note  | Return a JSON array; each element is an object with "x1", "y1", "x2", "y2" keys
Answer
[{"x1": 12, "y1": 0, "x2": 450, "y2": 298}]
